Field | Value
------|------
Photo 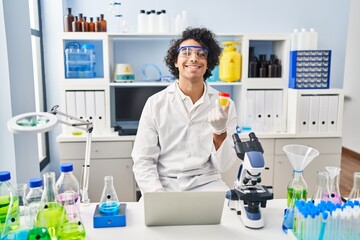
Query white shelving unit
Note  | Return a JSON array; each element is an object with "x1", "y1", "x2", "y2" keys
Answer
[{"x1": 57, "y1": 32, "x2": 343, "y2": 201}]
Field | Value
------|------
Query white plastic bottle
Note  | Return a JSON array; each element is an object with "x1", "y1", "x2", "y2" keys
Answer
[
  {"x1": 175, "y1": 13, "x2": 182, "y2": 34},
  {"x1": 159, "y1": 10, "x2": 169, "y2": 33},
  {"x1": 56, "y1": 163, "x2": 80, "y2": 214},
  {"x1": 298, "y1": 28, "x2": 311, "y2": 50},
  {"x1": 26, "y1": 177, "x2": 43, "y2": 227},
  {"x1": 137, "y1": 10, "x2": 147, "y2": 33},
  {"x1": 309, "y1": 28, "x2": 318, "y2": 50},
  {"x1": 181, "y1": 10, "x2": 188, "y2": 31},
  {"x1": 291, "y1": 29, "x2": 298, "y2": 51},
  {"x1": 148, "y1": 10, "x2": 157, "y2": 33}
]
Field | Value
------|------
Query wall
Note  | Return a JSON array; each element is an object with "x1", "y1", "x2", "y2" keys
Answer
[
  {"x1": 342, "y1": 0, "x2": 360, "y2": 154},
  {"x1": 0, "y1": 0, "x2": 41, "y2": 183},
  {"x1": 41, "y1": 0, "x2": 351, "y2": 175}
]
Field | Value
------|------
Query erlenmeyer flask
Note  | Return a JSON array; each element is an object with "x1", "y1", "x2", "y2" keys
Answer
[
  {"x1": 58, "y1": 192, "x2": 86, "y2": 240},
  {"x1": 99, "y1": 176, "x2": 120, "y2": 215},
  {"x1": 287, "y1": 171, "x2": 308, "y2": 207},
  {"x1": 348, "y1": 172, "x2": 360, "y2": 200},
  {"x1": 312, "y1": 170, "x2": 330, "y2": 204},
  {"x1": 35, "y1": 172, "x2": 68, "y2": 239},
  {"x1": 325, "y1": 166, "x2": 342, "y2": 204}
]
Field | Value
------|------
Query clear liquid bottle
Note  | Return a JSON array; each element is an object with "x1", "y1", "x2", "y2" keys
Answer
[
  {"x1": 287, "y1": 170, "x2": 308, "y2": 207},
  {"x1": 56, "y1": 163, "x2": 80, "y2": 215},
  {"x1": 311, "y1": 170, "x2": 330, "y2": 204},
  {"x1": 26, "y1": 178, "x2": 43, "y2": 228},
  {"x1": 99, "y1": 176, "x2": 120, "y2": 215},
  {"x1": 35, "y1": 172, "x2": 68, "y2": 239},
  {"x1": 57, "y1": 192, "x2": 86, "y2": 240},
  {"x1": 348, "y1": 172, "x2": 360, "y2": 201},
  {"x1": 63, "y1": 8, "x2": 74, "y2": 32},
  {"x1": 0, "y1": 171, "x2": 19, "y2": 239}
]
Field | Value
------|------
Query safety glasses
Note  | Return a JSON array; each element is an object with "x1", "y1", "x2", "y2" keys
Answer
[{"x1": 177, "y1": 46, "x2": 208, "y2": 59}]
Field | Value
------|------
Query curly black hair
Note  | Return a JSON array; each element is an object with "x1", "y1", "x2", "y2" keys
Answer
[{"x1": 164, "y1": 27, "x2": 221, "y2": 81}]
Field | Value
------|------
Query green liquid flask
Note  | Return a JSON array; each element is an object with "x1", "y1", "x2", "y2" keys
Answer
[
  {"x1": 0, "y1": 171, "x2": 20, "y2": 239},
  {"x1": 35, "y1": 172, "x2": 68, "y2": 239},
  {"x1": 286, "y1": 171, "x2": 308, "y2": 207},
  {"x1": 27, "y1": 227, "x2": 51, "y2": 240}
]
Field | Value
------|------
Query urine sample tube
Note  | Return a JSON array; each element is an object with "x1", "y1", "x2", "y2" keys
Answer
[{"x1": 218, "y1": 92, "x2": 230, "y2": 107}]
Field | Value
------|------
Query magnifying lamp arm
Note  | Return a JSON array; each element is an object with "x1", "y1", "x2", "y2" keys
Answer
[{"x1": 81, "y1": 131, "x2": 92, "y2": 206}]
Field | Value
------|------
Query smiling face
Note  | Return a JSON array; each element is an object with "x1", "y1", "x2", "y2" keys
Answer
[{"x1": 175, "y1": 39, "x2": 208, "y2": 83}]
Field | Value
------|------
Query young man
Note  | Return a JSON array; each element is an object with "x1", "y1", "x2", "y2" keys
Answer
[{"x1": 132, "y1": 27, "x2": 238, "y2": 193}]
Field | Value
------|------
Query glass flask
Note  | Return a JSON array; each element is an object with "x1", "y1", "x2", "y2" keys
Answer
[
  {"x1": 0, "y1": 171, "x2": 19, "y2": 239},
  {"x1": 35, "y1": 172, "x2": 68, "y2": 239},
  {"x1": 325, "y1": 166, "x2": 342, "y2": 204},
  {"x1": 99, "y1": 176, "x2": 120, "y2": 215},
  {"x1": 27, "y1": 227, "x2": 51, "y2": 240},
  {"x1": 58, "y1": 192, "x2": 86, "y2": 240},
  {"x1": 348, "y1": 172, "x2": 360, "y2": 200},
  {"x1": 287, "y1": 171, "x2": 308, "y2": 207},
  {"x1": 311, "y1": 170, "x2": 330, "y2": 204}
]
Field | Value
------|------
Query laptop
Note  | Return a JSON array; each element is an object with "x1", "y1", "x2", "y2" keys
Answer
[{"x1": 143, "y1": 191, "x2": 226, "y2": 226}]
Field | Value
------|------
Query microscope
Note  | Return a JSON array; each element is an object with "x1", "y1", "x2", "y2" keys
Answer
[{"x1": 227, "y1": 132, "x2": 273, "y2": 229}]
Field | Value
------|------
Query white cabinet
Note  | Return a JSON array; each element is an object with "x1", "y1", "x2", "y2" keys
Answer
[{"x1": 58, "y1": 140, "x2": 136, "y2": 202}]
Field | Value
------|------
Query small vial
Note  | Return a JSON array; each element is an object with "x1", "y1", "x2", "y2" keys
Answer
[{"x1": 218, "y1": 92, "x2": 230, "y2": 107}]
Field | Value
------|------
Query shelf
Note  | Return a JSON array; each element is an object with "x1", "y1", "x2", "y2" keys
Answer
[{"x1": 109, "y1": 81, "x2": 242, "y2": 87}]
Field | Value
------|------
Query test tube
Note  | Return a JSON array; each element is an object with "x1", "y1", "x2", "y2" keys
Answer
[{"x1": 218, "y1": 92, "x2": 230, "y2": 107}]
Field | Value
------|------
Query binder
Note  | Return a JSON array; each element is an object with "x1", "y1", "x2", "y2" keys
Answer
[
  {"x1": 75, "y1": 91, "x2": 86, "y2": 120},
  {"x1": 318, "y1": 96, "x2": 329, "y2": 132},
  {"x1": 327, "y1": 95, "x2": 339, "y2": 132},
  {"x1": 264, "y1": 90, "x2": 274, "y2": 132},
  {"x1": 95, "y1": 91, "x2": 106, "y2": 132},
  {"x1": 273, "y1": 90, "x2": 283, "y2": 132},
  {"x1": 308, "y1": 96, "x2": 320, "y2": 133},
  {"x1": 254, "y1": 90, "x2": 265, "y2": 132},
  {"x1": 244, "y1": 90, "x2": 256, "y2": 131},
  {"x1": 85, "y1": 91, "x2": 96, "y2": 122},
  {"x1": 65, "y1": 91, "x2": 76, "y2": 120},
  {"x1": 299, "y1": 96, "x2": 310, "y2": 133}
]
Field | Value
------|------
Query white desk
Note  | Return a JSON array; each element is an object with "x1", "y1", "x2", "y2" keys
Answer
[{"x1": 80, "y1": 199, "x2": 289, "y2": 240}]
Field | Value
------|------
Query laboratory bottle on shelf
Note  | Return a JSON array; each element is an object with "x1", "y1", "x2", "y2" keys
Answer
[
  {"x1": 35, "y1": 172, "x2": 68, "y2": 239},
  {"x1": 137, "y1": 10, "x2": 147, "y2": 33},
  {"x1": 95, "y1": 17, "x2": 102, "y2": 32},
  {"x1": 56, "y1": 163, "x2": 80, "y2": 214},
  {"x1": 78, "y1": 13, "x2": 84, "y2": 32},
  {"x1": 88, "y1": 17, "x2": 95, "y2": 32},
  {"x1": 248, "y1": 47, "x2": 258, "y2": 78},
  {"x1": 99, "y1": 176, "x2": 120, "y2": 215},
  {"x1": 158, "y1": 10, "x2": 169, "y2": 33},
  {"x1": 100, "y1": 14, "x2": 107, "y2": 32},
  {"x1": 148, "y1": 10, "x2": 157, "y2": 33},
  {"x1": 348, "y1": 172, "x2": 360, "y2": 200},
  {"x1": 26, "y1": 178, "x2": 43, "y2": 228},
  {"x1": 0, "y1": 171, "x2": 20, "y2": 238},
  {"x1": 71, "y1": 16, "x2": 80, "y2": 32},
  {"x1": 81, "y1": 16, "x2": 89, "y2": 32},
  {"x1": 63, "y1": 8, "x2": 74, "y2": 32}
]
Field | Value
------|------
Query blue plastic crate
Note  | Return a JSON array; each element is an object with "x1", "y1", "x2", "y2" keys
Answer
[{"x1": 289, "y1": 50, "x2": 331, "y2": 89}]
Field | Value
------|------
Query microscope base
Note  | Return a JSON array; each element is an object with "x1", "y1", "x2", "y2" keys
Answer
[{"x1": 238, "y1": 202, "x2": 264, "y2": 229}]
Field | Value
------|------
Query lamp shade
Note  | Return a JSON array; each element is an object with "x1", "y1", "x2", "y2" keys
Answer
[{"x1": 7, "y1": 112, "x2": 58, "y2": 134}]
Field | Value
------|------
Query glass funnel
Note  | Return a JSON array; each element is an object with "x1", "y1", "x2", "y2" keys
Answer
[
  {"x1": 99, "y1": 176, "x2": 120, "y2": 215},
  {"x1": 348, "y1": 172, "x2": 360, "y2": 201},
  {"x1": 325, "y1": 166, "x2": 342, "y2": 204}
]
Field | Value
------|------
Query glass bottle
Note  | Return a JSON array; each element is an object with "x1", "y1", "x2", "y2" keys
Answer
[
  {"x1": 57, "y1": 192, "x2": 86, "y2": 240},
  {"x1": 0, "y1": 171, "x2": 19, "y2": 239},
  {"x1": 56, "y1": 163, "x2": 80, "y2": 216},
  {"x1": 95, "y1": 17, "x2": 102, "y2": 32},
  {"x1": 99, "y1": 176, "x2": 120, "y2": 215},
  {"x1": 81, "y1": 16, "x2": 89, "y2": 32},
  {"x1": 35, "y1": 172, "x2": 68, "y2": 239},
  {"x1": 248, "y1": 47, "x2": 258, "y2": 78},
  {"x1": 78, "y1": 13, "x2": 84, "y2": 32},
  {"x1": 63, "y1": 8, "x2": 74, "y2": 32},
  {"x1": 287, "y1": 170, "x2": 308, "y2": 207},
  {"x1": 26, "y1": 178, "x2": 43, "y2": 228},
  {"x1": 72, "y1": 16, "x2": 80, "y2": 32},
  {"x1": 88, "y1": 17, "x2": 95, "y2": 32},
  {"x1": 348, "y1": 172, "x2": 360, "y2": 200},
  {"x1": 325, "y1": 166, "x2": 342, "y2": 204},
  {"x1": 311, "y1": 170, "x2": 330, "y2": 204},
  {"x1": 100, "y1": 14, "x2": 107, "y2": 32}
]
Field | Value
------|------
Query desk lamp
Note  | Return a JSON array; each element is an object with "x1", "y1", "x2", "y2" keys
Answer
[{"x1": 7, "y1": 105, "x2": 93, "y2": 206}]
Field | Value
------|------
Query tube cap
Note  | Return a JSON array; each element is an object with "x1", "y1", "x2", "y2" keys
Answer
[
  {"x1": 29, "y1": 178, "x2": 43, "y2": 188},
  {"x1": 60, "y1": 163, "x2": 74, "y2": 172},
  {"x1": 219, "y1": 92, "x2": 230, "y2": 97},
  {"x1": 0, "y1": 171, "x2": 11, "y2": 181}
]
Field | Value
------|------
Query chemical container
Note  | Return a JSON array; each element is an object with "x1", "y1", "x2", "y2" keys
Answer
[{"x1": 219, "y1": 41, "x2": 242, "y2": 82}]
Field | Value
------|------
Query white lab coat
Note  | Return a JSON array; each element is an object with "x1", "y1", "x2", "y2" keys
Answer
[{"x1": 132, "y1": 82, "x2": 238, "y2": 193}]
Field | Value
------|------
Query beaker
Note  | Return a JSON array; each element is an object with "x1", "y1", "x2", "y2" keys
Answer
[
  {"x1": 348, "y1": 172, "x2": 360, "y2": 200},
  {"x1": 99, "y1": 176, "x2": 120, "y2": 215},
  {"x1": 325, "y1": 166, "x2": 342, "y2": 204},
  {"x1": 57, "y1": 192, "x2": 86, "y2": 240},
  {"x1": 312, "y1": 170, "x2": 330, "y2": 204},
  {"x1": 35, "y1": 172, "x2": 68, "y2": 239}
]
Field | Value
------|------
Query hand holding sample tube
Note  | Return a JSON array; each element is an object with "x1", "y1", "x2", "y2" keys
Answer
[{"x1": 208, "y1": 93, "x2": 230, "y2": 135}]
